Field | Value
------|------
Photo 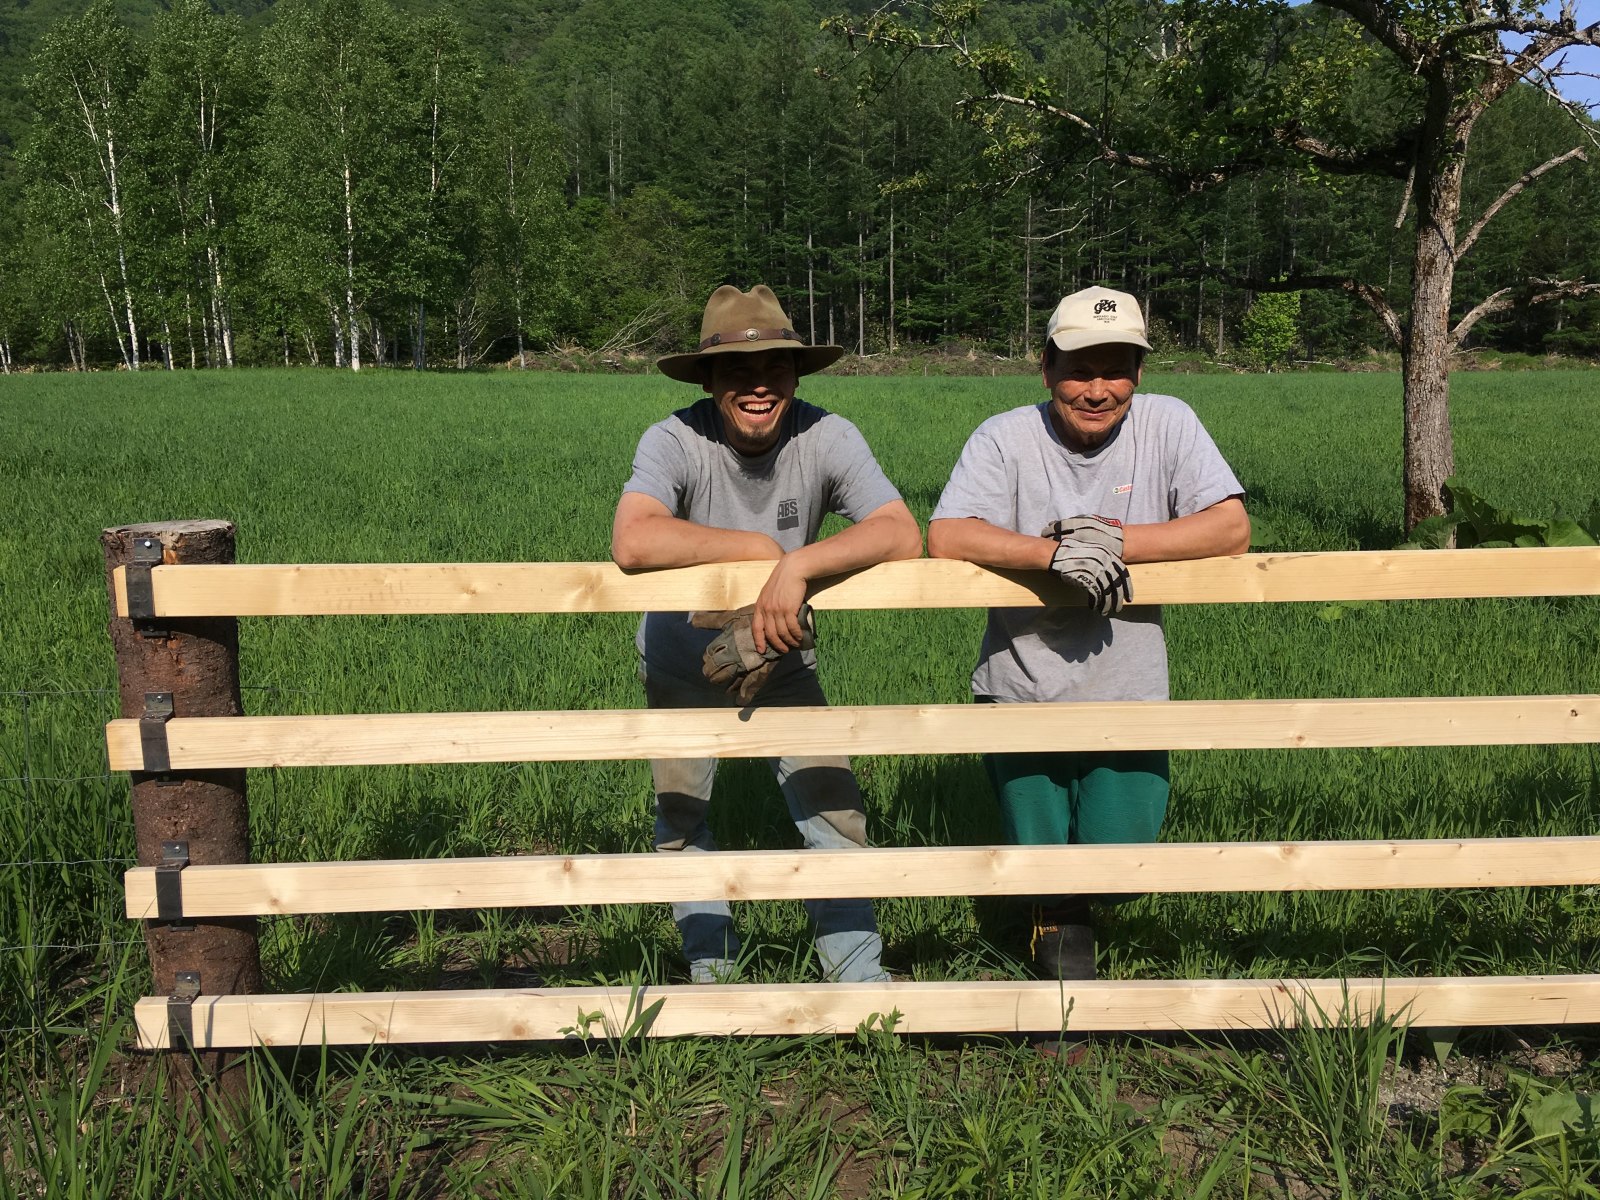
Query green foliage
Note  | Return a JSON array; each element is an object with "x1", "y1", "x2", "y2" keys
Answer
[
  {"x1": 2, "y1": 0, "x2": 1596, "y2": 373},
  {"x1": 1402, "y1": 477, "x2": 1600, "y2": 549},
  {"x1": 1239, "y1": 289, "x2": 1301, "y2": 369}
]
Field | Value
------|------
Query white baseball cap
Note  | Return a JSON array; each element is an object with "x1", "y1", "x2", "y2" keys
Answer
[{"x1": 1045, "y1": 286, "x2": 1152, "y2": 354}]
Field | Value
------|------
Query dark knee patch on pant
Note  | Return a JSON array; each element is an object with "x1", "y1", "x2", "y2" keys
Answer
[{"x1": 655, "y1": 791, "x2": 711, "y2": 851}]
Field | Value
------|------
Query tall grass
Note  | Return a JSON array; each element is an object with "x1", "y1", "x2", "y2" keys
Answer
[{"x1": 2, "y1": 368, "x2": 1597, "y2": 1194}]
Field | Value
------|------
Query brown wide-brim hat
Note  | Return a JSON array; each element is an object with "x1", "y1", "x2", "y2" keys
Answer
[{"x1": 657, "y1": 284, "x2": 844, "y2": 383}]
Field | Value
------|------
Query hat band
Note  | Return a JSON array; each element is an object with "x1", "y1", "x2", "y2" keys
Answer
[{"x1": 699, "y1": 327, "x2": 799, "y2": 351}]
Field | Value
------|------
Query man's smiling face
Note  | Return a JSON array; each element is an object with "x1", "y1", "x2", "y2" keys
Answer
[
  {"x1": 1043, "y1": 343, "x2": 1142, "y2": 450},
  {"x1": 703, "y1": 349, "x2": 799, "y2": 455}
]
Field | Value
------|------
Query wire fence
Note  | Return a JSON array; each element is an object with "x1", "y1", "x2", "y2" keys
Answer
[{"x1": 0, "y1": 684, "x2": 305, "y2": 1040}]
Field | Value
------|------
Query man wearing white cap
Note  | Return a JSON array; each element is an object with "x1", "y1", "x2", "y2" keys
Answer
[
  {"x1": 928, "y1": 286, "x2": 1249, "y2": 980},
  {"x1": 613, "y1": 284, "x2": 921, "y2": 985}
]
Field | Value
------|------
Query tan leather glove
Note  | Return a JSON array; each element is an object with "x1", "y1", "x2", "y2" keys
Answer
[{"x1": 691, "y1": 604, "x2": 816, "y2": 703}]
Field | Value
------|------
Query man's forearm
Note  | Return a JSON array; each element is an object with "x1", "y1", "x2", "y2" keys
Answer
[
  {"x1": 1122, "y1": 498, "x2": 1249, "y2": 562},
  {"x1": 784, "y1": 507, "x2": 922, "y2": 580},
  {"x1": 931, "y1": 499, "x2": 1249, "y2": 572},
  {"x1": 612, "y1": 514, "x2": 783, "y2": 569},
  {"x1": 928, "y1": 517, "x2": 1054, "y2": 570}
]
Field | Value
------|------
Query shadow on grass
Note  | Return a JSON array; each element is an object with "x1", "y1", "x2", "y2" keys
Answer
[{"x1": 1243, "y1": 482, "x2": 1401, "y2": 550}]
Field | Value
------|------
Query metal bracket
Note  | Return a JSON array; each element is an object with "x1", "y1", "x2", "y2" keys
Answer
[
  {"x1": 126, "y1": 536, "x2": 168, "y2": 638},
  {"x1": 167, "y1": 970, "x2": 200, "y2": 1052},
  {"x1": 155, "y1": 839, "x2": 190, "y2": 928},
  {"x1": 140, "y1": 692, "x2": 174, "y2": 774}
]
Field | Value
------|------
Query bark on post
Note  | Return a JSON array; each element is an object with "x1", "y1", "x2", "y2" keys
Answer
[{"x1": 102, "y1": 520, "x2": 259, "y2": 1097}]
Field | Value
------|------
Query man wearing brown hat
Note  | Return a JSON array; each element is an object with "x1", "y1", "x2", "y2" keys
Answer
[
  {"x1": 612, "y1": 284, "x2": 921, "y2": 984},
  {"x1": 929, "y1": 286, "x2": 1249, "y2": 981}
]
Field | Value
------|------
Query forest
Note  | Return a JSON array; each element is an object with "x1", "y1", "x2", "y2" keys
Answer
[{"x1": 0, "y1": 0, "x2": 1596, "y2": 372}]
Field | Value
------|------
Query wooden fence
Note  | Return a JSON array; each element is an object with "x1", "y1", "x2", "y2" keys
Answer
[{"x1": 107, "y1": 540, "x2": 1600, "y2": 1051}]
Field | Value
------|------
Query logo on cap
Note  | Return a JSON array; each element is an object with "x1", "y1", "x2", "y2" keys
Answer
[{"x1": 1093, "y1": 299, "x2": 1117, "y2": 315}]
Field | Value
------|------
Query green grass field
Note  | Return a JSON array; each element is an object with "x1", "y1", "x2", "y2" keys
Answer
[{"x1": 3, "y1": 368, "x2": 1598, "y2": 1196}]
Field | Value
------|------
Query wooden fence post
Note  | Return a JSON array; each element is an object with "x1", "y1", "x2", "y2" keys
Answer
[{"x1": 102, "y1": 520, "x2": 260, "y2": 1094}]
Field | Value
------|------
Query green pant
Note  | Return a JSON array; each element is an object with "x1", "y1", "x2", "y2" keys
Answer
[{"x1": 983, "y1": 747, "x2": 1170, "y2": 908}]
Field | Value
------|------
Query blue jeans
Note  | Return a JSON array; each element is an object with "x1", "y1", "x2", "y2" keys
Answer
[{"x1": 642, "y1": 664, "x2": 887, "y2": 983}]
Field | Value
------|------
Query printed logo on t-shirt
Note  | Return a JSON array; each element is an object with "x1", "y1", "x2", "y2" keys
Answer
[
  {"x1": 777, "y1": 498, "x2": 800, "y2": 530},
  {"x1": 1112, "y1": 484, "x2": 1133, "y2": 495}
]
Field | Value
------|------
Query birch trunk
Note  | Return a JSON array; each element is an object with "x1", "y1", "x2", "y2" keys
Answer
[
  {"x1": 857, "y1": 226, "x2": 866, "y2": 355},
  {"x1": 205, "y1": 197, "x2": 234, "y2": 368},
  {"x1": 105, "y1": 122, "x2": 140, "y2": 368},
  {"x1": 95, "y1": 266, "x2": 133, "y2": 369},
  {"x1": 330, "y1": 306, "x2": 345, "y2": 369},
  {"x1": 343, "y1": 151, "x2": 360, "y2": 372},
  {"x1": 887, "y1": 196, "x2": 896, "y2": 356},
  {"x1": 807, "y1": 227, "x2": 816, "y2": 346},
  {"x1": 184, "y1": 292, "x2": 197, "y2": 369},
  {"x1": 514, "y1": 291, "x2": 526, "y2": 369},
  {"x1": 65, "y1": 320, "x2": 85, "y2": 370},
  {"x1": 73, "y1": 71, "x2": 143, "y2": 370},
  {"x1": 1023, "y1": 194, "x2": 1033, "y2": 351}
]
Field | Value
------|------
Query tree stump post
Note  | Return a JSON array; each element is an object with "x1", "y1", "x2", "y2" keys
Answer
[{"x1": 102, "y1": 520, "x2": 260, "y2": 1100}]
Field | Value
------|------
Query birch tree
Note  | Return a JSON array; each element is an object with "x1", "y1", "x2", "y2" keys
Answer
[
  {"x1": 398, "y1": 16, "x2": 478, "y2": 369},
  {"x1": 139, "y1": 0, "x2": 248, "y2": 369},
  {"x1": 22, "y1": 0, "x2": 146, "y2": 369},
  {"x1": 258, "y1": 0, "x2": 407, "y2": 371},
  {"x1": 478, "y1": 68, "x2": 573, "y2": 367}
]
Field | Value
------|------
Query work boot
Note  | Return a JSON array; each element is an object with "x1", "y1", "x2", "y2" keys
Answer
[{"x1": 1030, "y1": 905, "x2": 1096, "y2": 980}]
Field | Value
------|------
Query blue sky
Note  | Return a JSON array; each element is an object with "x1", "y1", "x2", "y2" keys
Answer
[
  {"x1": 1513, "y1": 2, "x2": 1599, "y2": 112},
  {"x1": 1293, "y1": 2, "x2": 1598, "y2": 112}
]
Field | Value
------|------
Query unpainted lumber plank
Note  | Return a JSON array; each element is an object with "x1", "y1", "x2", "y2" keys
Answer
[
  {"x1": 110, "y1": 547, "x2": 1600, "y2": 617},
  {"x1": 132, "y1": 974, "x2": 1600, "y2": 1049},
  {"x1": 123, "y1": 836, "x2": 1600, "y2": 918},
  {"x1": 105, "y1": 695, "x2": 1600, "y2": 771}
]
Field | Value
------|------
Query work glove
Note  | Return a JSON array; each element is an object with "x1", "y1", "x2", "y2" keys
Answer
[
  {"x1": 691, "y1": 604, "x2": 816, "y2": 704},
  {"x1": 1046, "y1": 540, "x2": 1132, "y2": 616},
  {"x1": 1039, "y1": 514, "x2": 1125, "y2": 559}
]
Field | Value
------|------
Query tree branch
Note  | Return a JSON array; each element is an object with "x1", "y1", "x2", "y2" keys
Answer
[
  {"x1": 983, "y1": 95, "x2": 1409, "y2": 190},
  {"x1": 1489, "y1": 18, "x2": 1600, "y2": 106},
  {"x1": 1437, "y1": 13, "x2": 1599, "y2": 51},
  {"x1": 983, "y1": 93, "x2": 1262, "y2": 192},
  {"x1": 1313, "y1": 0, "x2": 1425, "y2": 67},
  {"x1": 1224, "y1": 271, "x2": 1405, "y2": 348},
  {"x1": 1452, "y1": 277, "x2": 1600, "y2": 347},
  {"x1": 1456, "y1": 147, "x2": 1588, "y2": 261},
  {"x1": 1275, "y1": 125, "x2": 1412, "y2": 179},
  {"x1": 1452, "y1": 286, "x2": 1514, "y2": 346},
  {"x1": 1394, "y1": 160, "x2": 1415, "y2": 229}
]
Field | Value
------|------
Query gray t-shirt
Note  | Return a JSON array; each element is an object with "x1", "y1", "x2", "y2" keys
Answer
[
  {"x1": 931, "y1": 393, "x2": 1244, "y2": 702},
  {"x1": 623, "y1": 396, "x2": 903, "y2": 681}
]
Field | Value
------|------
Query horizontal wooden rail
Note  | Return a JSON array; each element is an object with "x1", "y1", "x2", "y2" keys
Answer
[
  {"x1": 134, "y1": 975, "x2": 1600, "y2": 1048},
  {"x1": 107, "y1": 695, "x2": 1600, "y2": 771},
  {"x1": 109, "y1": 548, "x2": 1600, "y2": 617},
  {"x1": 124, "y1": 837, "x2": 1600, "y2": 918}
]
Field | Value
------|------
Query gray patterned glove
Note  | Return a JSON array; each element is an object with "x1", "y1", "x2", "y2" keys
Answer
[
  {"x1": 1047, "y1": 541, "x2": 1132, "y2": 616},
  {"x1": 1039, "y1": 514, "x2": 1125, "y2": 559},
  {"x1": 691, "y1": 604, "x2": 816, "y2": 703}
]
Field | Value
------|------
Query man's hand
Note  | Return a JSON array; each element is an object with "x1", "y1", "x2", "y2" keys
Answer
[
  {"x1": 1047, "y1": 540, "x2": 1133, "y2": 616},
  {"x1": 751, "y1": 552, "x2": 812, "y2": 654},
  {"x1": 1040, "y1": 514, "x2": 1124, "y2": 559},
  {"x1": 1042, "y1": 514, "x2": 1131, "y2": 614},
  {"x1": 692, "y1": 604, "x2": 816, "y2": 703}
]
